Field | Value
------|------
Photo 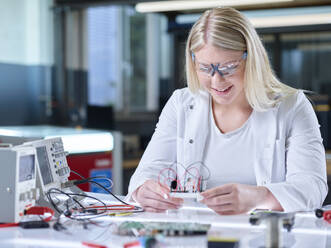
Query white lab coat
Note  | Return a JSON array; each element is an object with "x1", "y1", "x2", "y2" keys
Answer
[{"x1": 127, "y1": 87, "x2": 328, "y2": 212}]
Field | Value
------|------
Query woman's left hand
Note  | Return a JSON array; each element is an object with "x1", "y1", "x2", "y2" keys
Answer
[{"x1": 200, "y1": 183, "x2": 281, "y2": 215}]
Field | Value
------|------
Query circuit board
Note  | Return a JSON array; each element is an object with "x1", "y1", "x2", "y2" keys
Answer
[{"x1": 116, "y1": 221, "x2": 211, "y2": 236}]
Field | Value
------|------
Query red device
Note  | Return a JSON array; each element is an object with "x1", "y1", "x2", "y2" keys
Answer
[{"x1": 67, "y1": 152, "x2": 113, "y2": 192}]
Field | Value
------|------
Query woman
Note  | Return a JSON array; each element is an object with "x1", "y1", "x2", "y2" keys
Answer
[{"x1": 127, "y1": 7, "x2": 328, "y2": 215}]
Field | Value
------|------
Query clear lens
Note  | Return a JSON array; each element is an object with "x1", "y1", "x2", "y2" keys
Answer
[
  {"x1": 197, "y1": 63, "x2": 213, "y2": 75},
  {"x1": 217, "y1": 62, "x2": 240, "y2": 77},
  {"x1": 195, "y1": 55, "x2": 244, "y2": 78}
]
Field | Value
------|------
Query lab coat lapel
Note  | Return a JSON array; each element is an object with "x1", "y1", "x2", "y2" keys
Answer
[
  {"x1": 178, "y1": 91, "x2": 210, "y2": 185},
  {"x1": 188, "y1": 90, "x2": 210, "y2": 164},
  {"x1": 253, "y1": 108, "x2": 277, "y2": 186}
]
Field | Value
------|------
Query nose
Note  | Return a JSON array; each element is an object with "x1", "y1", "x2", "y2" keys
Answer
[{"x1": 211, "y1": 70, "x2": 225, "y2": 83}]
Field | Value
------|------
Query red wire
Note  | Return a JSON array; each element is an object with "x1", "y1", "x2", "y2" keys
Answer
[
  {"x1": 82, "y1": 241, "x2": 107, "y2": 248},
  {"x1": 158, "y1": 167, "x2": 178, "y2": 188},
  {"x1": 123, "y1": 241, "x2": 140, "y2": 248},
  {"x1": 0, "y1": 223, "x2": 19, "y2": 228},
  {"x1": 24, "y1": 206, "x2": 54, "y2": 222},
  {"x1": 0, "y1": 206, "x2": 54, "y2": 228},
  {"x1": 84, "y1": 204, "x2": 135, "y2": 211}
]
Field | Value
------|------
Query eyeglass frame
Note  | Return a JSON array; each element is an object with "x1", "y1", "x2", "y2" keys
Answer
[{"x1": 191, "y1": 51, "x2": 247, "y2": 78}]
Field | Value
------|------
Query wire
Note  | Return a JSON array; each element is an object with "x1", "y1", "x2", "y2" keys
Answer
[
  {"x1": 0, "y1": 223, "x2": 19, "y2": 228},
  {"x1": 86, "y1": 180, "x2": 143, "y2": 212},
  {"x1": 70, "y1": 170, "x2": 114, "y2": 189},
  {"x1": 46, "y1": 188, "x2": 109, "y2": 220},
  {"x1": 0, "y1": 206, "x2": 55, "y2": 229},
  {"x1": 46, "y1": 188, "x2": 85, "y2": 214},
  {"x1": 83, "y1": 205, "x2": 135, "y2": 211},
  {"x1": 70, "y1": 170, "x2": 143, "y2": 212},
  {"x1": 70, "y1": 169, "x2": 85, "y2": 179},
  {"x1": 86, "y1": 180, "x2": 127, "y2": 205},
  {"x1": 158, "y1": 161, "x2": 211, "y2": 193}
]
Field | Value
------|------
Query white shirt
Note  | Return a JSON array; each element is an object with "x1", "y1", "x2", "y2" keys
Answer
[
  {"x1": 205, "y1": 104, "x2": 256, "y2": 188},
  {"x1": 127, "y1": 88, "x2": 328, "y2": 212}
]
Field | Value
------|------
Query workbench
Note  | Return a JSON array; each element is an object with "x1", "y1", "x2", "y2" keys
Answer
[{"x1": 0, "y1": 193, "x2": 330, "y2": 248}]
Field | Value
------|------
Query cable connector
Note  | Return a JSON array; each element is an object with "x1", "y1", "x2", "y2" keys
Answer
[
  {"x1": 61, "y1": 179, "x2": 90, "y2": 188},
  {"x1": 61, "y1": 180, "x2": 76, "y2": 188},
  {"x1": 19, "y1": 220, "x2": 49, "y2": 229}
]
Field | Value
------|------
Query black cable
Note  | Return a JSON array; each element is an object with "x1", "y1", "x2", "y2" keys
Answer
[
  {"x1": 46, "y1": 188, "x2": 75, "y2": 215},
  {"x1": 71, "y1": 169, "x2": 143, "y2": 211},
  {"x1": 46, "y1": 188, "x2": 108, "y2": 220},
  {"x1": 86, "y1": 180, "x2": 128, "y2": 205},
  {"x1": 70, "y1": 170, "x2": 114, "y2": 182},
  {"x1": 70, "y1": 169, "x2": 85, "y2": 179},
  {"x1": 65, "y1": 174, "x2": 113, "y2": 189}
]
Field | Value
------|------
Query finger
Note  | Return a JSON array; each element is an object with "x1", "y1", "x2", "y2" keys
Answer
[
  {"x1": 202, "y1": 193, "x2": 233, "y2": 206},
  {"x1": 146, "y1": 184, "x2": 183, "y2": 205},
  {"x1": 206, "y1": 203, "x2": 234, "y2": 213},
  {"x1": 216, "y1": 210, "x2": 236, "y2": 216},
  {"x1": 141, "y1": 189, "x2": 183, "y2": 206},
  {"x1": 167, "y1": 196, "x2": 184, "y2": 205},
  {"x1": 201, "y1": 184, "x2": 234, "y2": 199},
  {"x1": 141, "y1": 198, "x2": 180, "y2": 210},
  {"x1": 145, "y1": 181, "x2": 171, "y2": 199}
]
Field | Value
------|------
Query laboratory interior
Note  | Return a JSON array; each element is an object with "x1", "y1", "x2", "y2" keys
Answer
[{"x1": 0, "y1": 0, "x2": 331, "y2": 247}]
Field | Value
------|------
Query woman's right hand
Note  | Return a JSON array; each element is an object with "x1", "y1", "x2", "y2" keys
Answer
[{"x1": 133, "y1": 179, "x2": 183, "y2": 212}]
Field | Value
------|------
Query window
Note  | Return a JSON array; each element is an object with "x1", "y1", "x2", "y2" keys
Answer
[
  {"x1": 87, "y1": 6, "x2": 122, "y2": 109},
  {"x1": 87, "y1": 6, "x2": 160, "y2": 112}
]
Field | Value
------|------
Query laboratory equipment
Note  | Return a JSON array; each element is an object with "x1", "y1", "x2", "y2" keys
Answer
[
  {"x1": 249, "y1": 211, "x2": 295, "y2": 248},
  {"x1": 20, "y1": 137, "x2": 70, "y2": 194},
  {"x1": 0, "y1": 146, "x2": 38, "y2": 222},
  {"x1": 0, "y1": 125, "x2": 122, "y2": 194}
]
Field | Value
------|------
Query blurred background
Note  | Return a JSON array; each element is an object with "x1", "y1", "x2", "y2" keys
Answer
[{"x1": 0, "y1": 0, "x2": 331, "y2": 199}]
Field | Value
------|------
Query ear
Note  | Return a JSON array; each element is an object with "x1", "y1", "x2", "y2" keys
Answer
[{"x1": 191, "y1": 52, "x2": 195, "y2": 62}]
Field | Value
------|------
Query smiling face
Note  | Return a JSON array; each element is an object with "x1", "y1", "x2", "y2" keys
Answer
[{"x1": 194, "y1": 43, "x2": 247, "y2": 108}]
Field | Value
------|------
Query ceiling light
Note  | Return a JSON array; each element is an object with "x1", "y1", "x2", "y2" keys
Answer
[
  {"x1": 175, "y1": 6, "x2": 331, "y2": 28},
  {"x1": 136, "y1": 0, "x2": 294, "y2": 13},
  {"x1": 250, "y1": 13, "x2": 331, "y2": 28}
]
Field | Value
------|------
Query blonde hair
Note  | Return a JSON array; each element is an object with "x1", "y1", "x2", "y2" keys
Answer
[{"x1": 185, "y1": 7, "x2": 297, "y2": 111}]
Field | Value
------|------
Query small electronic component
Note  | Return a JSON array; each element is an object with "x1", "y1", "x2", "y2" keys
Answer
[
  {"x1": 159, "y1": 162, "x2": 209, "y2": 199},
  {"x1": 207, "y1": 238, "x2": 239, "y2": 248},
  {"x1": 169, "y1": 192, "x2": 202, "y2": 201},
  {"x1": 116, "y1": 221, "x2": 210, "y2": 236},
  {"x1": 315, "y1": 208, "x2": 331, "y2": 223},
  {"x1": 0, "y1": 146, "x2": 39, "y2": 222},
  {"x1": 169, "y1": 177, "x2": 204, "y2": 201},
  {"x1": 19, "y1": 220, "x2": 50, "y2": 229}
]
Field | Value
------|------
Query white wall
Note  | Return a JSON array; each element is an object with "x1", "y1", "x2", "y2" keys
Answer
[{"x1": 0, "y1": 0, "x2": 54, "y2": 66}]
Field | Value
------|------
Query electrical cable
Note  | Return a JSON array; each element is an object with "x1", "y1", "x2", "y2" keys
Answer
[
  {"x1": 0, "y1": 223, "x2": 19, "y2": 228},
  {"x1": 68, "y1": 170, "x2": 143, "y2": 213},
  {"x1": 24, "y1": 206, "x2": 55, "y2": 222},
  {"x1": 48, "y1": 170, "x2": 143, "y2": 221},
  {"x1": 0, "y1": 206, "x2": 54, "y2": 229},
  {"x1": 85, "y1": 180, "x2": 143, "y2": 212},
  {"x1": 68, "y1": 170, "x2": 114, "y2": 189},
  {"x1": 86, "y1": 180, "x2": 127, "y2": 205},
  {"x1": 46, "y1": 188, "x2": 109, "y2": 220},
  {"x1": 83, "y1": 204, "x2": 135, "y2": 211},
  {"x1": 70, "y1": 169, "x2": 85, "y2": 179},
  {"x1": 46, "y1": 188, "x2": 85, "y2": 215}
]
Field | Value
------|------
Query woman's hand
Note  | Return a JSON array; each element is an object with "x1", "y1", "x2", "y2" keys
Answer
[
  {"x1": 133, "y1": 180, "x2": 183, "y2": 212},
  {"x1": 200, "y1": 183, "x2": 283, "y2": 215}
]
